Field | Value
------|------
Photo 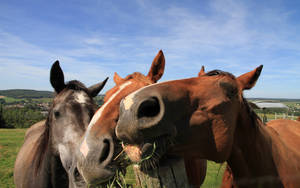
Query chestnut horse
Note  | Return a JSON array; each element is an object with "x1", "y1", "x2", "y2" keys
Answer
[
  {"x1": 14, "y1": 61, "x2": 107, "y2": 188},
  {"x1": 76, "y1": 51, "x2": 206, "y2": 187},
  {"x1": 116, "y1": 65, "x2": 300, "y2": 187}
]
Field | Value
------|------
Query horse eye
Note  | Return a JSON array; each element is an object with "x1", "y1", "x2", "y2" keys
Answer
[
  {"x1": 74, "y1": 167, "x2": 81, "y2": 178},
  {"x1": 54, "y1": 111, "x2": 60, "y2": 118},
  {"x1": 114, "y1": 115, "x2": 119, "y2": 123}
]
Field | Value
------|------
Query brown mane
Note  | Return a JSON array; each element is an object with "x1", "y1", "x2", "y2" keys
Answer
[
  {"x1": 123, "y1": 72, "x2": 153, "y2": 84},
  {"x1": 103, "y1": 72, "x2": 152, "y2": 103}
]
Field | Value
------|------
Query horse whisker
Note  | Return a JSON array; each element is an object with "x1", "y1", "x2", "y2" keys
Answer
[{"x1": 113, "y1": 149, "x2": 125, "y2": 161}]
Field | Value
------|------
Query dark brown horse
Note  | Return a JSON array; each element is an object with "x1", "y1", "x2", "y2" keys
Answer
[
  {"x1": 116, "y1": 65, "x2": 300, "y2": 187},
  {"x1": 14, "y1": 61, "x2": 107, "y2": 188},
  {"x1": 76, "y1": 51, "x2": 207, "y2": 187}
]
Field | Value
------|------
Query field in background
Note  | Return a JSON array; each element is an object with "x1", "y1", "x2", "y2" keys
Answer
[
  {"x1": 0, "y1": 129, "x2": 26, "y2": 188},
  {"x1": 0, "y1": 128, "x2": 225, "y2": 187}
]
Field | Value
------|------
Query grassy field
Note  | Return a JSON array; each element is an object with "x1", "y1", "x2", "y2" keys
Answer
[
  {"x1": 0, "y1": 129, "x2": 26, "y2": 188},
  {"x1": 0, "y1": 128, "x2": 225, "y2": 188},
  {"x1": 2, "y1": 96, "x2": 52, "y2": 103}
]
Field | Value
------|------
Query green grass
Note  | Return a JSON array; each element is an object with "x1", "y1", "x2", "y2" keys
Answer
[
  {"x1": 32, "y1": 98, "x2": 52, "y2": 103},
  {"x1": 0, "y1": 129, "x2": 224, "y2": 188},
  {"x1": 2, "y1": 97, "x2": 24, "y2": 103},
  {"x1": 201, "y1": 161, "x2": 225, "y2": 188},
  {"x1": 2, "y1": 96, "x2": 52, "y2": 104},
  {"x1": 0, "y1": 129, "x2": 26, "y2": 188}
]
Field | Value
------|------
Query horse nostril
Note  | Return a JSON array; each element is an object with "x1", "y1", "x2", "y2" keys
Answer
[
  {"x1": 73, "y1": 167, "x2": 81, "y2": 180},
  {"x1": 138, "y1": 97, "x2": 160, "y2": 118},
  {"x1": 99, "y1": 139, "x2": 110, "y2": 164}
]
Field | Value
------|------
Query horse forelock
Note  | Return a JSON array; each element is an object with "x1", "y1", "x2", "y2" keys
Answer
[{"x1": 65, "y1": 80, "x2": 88, "y2": 92}]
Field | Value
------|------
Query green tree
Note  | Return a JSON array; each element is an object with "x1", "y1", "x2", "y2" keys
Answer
[{"x1": 0, "y1": 104, "x2": 6, "y2": 128}]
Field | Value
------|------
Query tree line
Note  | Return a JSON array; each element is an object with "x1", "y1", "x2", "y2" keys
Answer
[
  {"x1": 0, "y1": 95, "x2": 105, "y2": 129},
  {"x1": 0, "y1": 104, "x2": 44, "y2": 128}
]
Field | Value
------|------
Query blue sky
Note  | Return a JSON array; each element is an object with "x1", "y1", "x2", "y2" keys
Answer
[{"x1": 1, "y1": 0, "x2": 300, "y2": 98}]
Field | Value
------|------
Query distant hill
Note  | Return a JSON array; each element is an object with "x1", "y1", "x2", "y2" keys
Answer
[
  {"x1": 248, "y1": 98, "x2": 300, "y2": 102},
  {"x1": 0, "y1": 89, "x2": 54, "y2": 99}
]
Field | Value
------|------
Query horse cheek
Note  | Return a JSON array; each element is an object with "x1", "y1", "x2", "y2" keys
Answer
[
  {"x1": 189, "y1": 110, "x2": 210, "y2": 128},
  {"x1": 211, "y1": 118, "x2": 235, "y2": 162}
]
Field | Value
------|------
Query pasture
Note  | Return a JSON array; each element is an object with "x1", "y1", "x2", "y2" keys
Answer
[{"x1": 0, "y1": 128, "x2": 225, "y2": 187}]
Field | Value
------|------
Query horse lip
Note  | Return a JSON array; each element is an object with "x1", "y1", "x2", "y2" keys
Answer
[
  {"x1": 141, "y1": 143, "x2": 154, "y2": 157},
  {"x1": 88, "y1": 175, "x2": 114, "y2": 187},
  {"x1": 122, "y1": 143, "x2": 143, "y2": 162},
  {"x1": 76, "y1": 160, "x2": 116, "y2": 186}
]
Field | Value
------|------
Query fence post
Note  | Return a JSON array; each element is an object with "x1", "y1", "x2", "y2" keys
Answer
[{"x1": 133, "y1": 158, "x2": 190, "y2": 188}]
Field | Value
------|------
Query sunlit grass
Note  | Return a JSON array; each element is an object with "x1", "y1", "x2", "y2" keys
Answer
[
  {"x1": 1, "y1": 129, "x2": 225, "y2": 188},
  {"x1": 0, "y1": 129, "x2": 26, "y2": 188}
]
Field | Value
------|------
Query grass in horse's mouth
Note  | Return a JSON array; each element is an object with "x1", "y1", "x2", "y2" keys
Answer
[
  {"x1": 87, "y1": 169, "x2": 127, "y2": 188},
  {"x1": 88, "y1": 142, "x2": 130, "y2": 188},
  {"x1": 122, "y1": 134, "x2": 175, "y2": 171}
]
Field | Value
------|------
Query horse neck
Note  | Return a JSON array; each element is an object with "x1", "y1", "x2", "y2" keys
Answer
[
  {"x1": 227, "y1": 100, "x2": 283, "y2": 187},
  {"x1": 35, "y1": 132, "x2": 68, "y2": 187}
]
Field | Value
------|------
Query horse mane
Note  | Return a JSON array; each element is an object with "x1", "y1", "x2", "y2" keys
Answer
[
  {"x1": 33, "y1": 80, "x2": 89, "y2": 174},
  {"x1": 33, "y1": 115, "x2": 50, "y2": 174},
  {"x1": 104, "y1": 72, "x2": 152, "y2": 103},
  {"x1": 122, "y1": 72, "x2": 153, "y2": 85},
  {"x1": 64, "y1": 80, "x2": 89, "y2": 94},
  {"x1": 241, "y1": 97, "x2": 263, "y2": 131}
]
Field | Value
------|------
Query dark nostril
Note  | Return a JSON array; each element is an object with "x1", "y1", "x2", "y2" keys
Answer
[
  {"x1": 73, "y1": 167, "x2": 81, "y2": 180},
  {"x1": 99, "y1": 139, "x2": 110, "y2": 163},
  {"x1": 138, "y1": 97, "x2": 160, "y2": 118}
]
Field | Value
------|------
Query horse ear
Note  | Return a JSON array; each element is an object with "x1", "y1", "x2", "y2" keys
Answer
[
  {"x1": 113, "y1": 72, "x2": 124, "y2": 85},
  {"x1": 198, "y1": 66, "x2": 205, "y2": 77},
  {"x1": 88, "y1": 77, "x2": 109, "y2": 97},
  {"x1": 50, "y1": 61, "x2": 66, "y2": 93},
  {"x1": 237, "y1": 65, "x2": 263, "y2": 90},
  {"x1": 147, "y1": 50, "x2": 165, "y2": 83}
]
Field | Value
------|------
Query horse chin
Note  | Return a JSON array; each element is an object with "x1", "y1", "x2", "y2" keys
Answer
[{"x1": 85, "y1": 168, "x2": 117, "y2": 187}]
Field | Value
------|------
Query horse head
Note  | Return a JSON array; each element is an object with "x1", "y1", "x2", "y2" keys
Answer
[
  {"x1": 76, "y1": 50, "x2": 165, "y2": 186},
  {"x1": 35, "y1": 61, "x2": 108, "y2": 187},
  {"x1": 116, "y1": 65, "x2": 263, "y2": 168}
]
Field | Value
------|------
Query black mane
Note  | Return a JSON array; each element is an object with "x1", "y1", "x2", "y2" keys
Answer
[
  {"x1": 65, "y1": 80, "x2": 88, "y2": 93},
  {"x1": 206, "y1": 70, "x2": 236, "y2": 79}
]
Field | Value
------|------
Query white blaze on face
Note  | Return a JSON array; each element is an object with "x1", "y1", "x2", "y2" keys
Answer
[
  {"x1": 74, "y1": 91, "x2": 88, "y2": 104},
  {"x1": 59, "y1": 126, "x2": 81, "y2": 161},
  {"x1": 80, "y1": 139, "x2": 89, "y2": 158},
  {"x1": 79, "y1": 81, "x2": 133, "y2": 157},
  {"x1": 58, "y1": 144, "x2": 70, "y2": 169},
  {"x1": 124, "y1": 97, "x2": 134, "y2": 110},
  {"x1": 63, "y1": 126, "x2": 80, "y2": 144}
]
